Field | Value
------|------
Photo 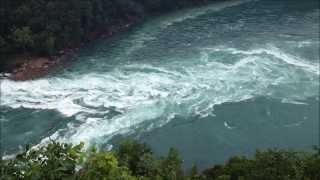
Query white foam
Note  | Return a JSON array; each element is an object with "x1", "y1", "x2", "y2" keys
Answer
[
  {"x1": 2, "y1": 0, "x2": 319, "y2": 149},
  {"x1": 159, "y1": 0, "x2": 253, "y2": 28},
  {"x1": 224, "y1": 121, "x2": 236, "y2": 129},
  {"x1": 119, "y1": 0, "x2": 253, "y2": 57},
  {"x1": 3, "y1": 43, "x2": 318, "y2": 148},
  {"x1": 205, "y1": 45, "x2": 320, "y2": 74}
]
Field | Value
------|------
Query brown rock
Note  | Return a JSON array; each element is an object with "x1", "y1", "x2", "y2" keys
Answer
[{"x1": 10, "y1": 56, "x2": 59, "y2": 81}]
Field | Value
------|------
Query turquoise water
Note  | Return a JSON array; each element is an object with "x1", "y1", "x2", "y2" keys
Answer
[{"x1": 1, "y1": 0, "x2": 319, "y2": 168}]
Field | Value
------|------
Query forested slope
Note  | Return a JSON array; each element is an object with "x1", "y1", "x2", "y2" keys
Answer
[{"x1": 0, "y1": 0, "x2": 210, "y2": 58}]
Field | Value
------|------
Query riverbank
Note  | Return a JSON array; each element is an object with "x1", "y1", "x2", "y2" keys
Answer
[
  {"x1": 1, "y1": 0, "x2": 210, "y2": 81},
  {"x1": 2, "y1": 17, "x2": 140, "y2": 81}
]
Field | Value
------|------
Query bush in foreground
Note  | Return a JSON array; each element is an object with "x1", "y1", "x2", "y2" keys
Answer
[{"x1": 1, "y1": 140, "x2": 319, "y2": 180}]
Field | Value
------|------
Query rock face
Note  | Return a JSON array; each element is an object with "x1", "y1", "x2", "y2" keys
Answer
[{"x1": 10, "y1": 57, "x2": 58, "y2": 81}]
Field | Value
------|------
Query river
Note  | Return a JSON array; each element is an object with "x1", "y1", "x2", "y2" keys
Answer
[{"x1": 1, "y1": 0, "x2": 319, "y2": 169}]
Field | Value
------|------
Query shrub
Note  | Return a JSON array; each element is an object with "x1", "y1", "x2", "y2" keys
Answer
[{"x1": 1, "y1": 140, "x2": 319, "y2": 180}]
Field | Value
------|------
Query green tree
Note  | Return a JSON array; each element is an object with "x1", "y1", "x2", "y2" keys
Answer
[
  {"x1": 115, "y1": 139, "x2": 155, "y2": 177},
  {"x1": 0, "y1": 35, "x2": 7, "y2": 53},
  {"x1": 1, "y1": 140, "x2": 319, "y2": 180},
  {"x1": 188, "y1": 164, "x2": 201, "y2": 180},
  {"x1": 1, "y1": 141, "x2": 84, "y2": 180},
  {"x1": 159, "y1": 148, "x2": 183, "y2": 180},
  {"x1": 45, "y1": 35, "x2": 56, "y2": 55},
  {"x1": 11, "y1": 26, "x2": 34, "y2": 52},
  {"x1": 249, "y1": 150, "x2": 304, "y2": 180},
  {"x1": 302, "y1": 148, "x2": 320, "y2": 180},
  {"x1": 80, "y1": 151, "x2": 136, "y2": 180}
]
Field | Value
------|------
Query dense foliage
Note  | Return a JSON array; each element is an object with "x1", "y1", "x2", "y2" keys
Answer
[
  {"x1": 0, "y1": 0, "x2": 210, "y2": 57},
  {"x1": 1, "y1": 140, "x2": 319, "y2": 180}
]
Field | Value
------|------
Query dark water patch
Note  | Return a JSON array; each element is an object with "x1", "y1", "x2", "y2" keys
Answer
[
  {"x1": 0, "y1": 107, "x2": 70, "y2": 154},
  {"x1": 119, "y1": 96, "x2": 319, "y2": 169}
]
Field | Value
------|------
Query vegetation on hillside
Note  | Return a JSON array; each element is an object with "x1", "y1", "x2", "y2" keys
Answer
[
  {"x1": 0, "y1": 0, "x2": 210, "y2": 58},
  {"x1": 1, "y1": 140, "x2": 319, "y2": 180}
]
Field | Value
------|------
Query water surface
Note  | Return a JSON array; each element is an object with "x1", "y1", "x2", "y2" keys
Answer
[{"x1": 1, "y1": 0, "x2": 319, "y2": 168}]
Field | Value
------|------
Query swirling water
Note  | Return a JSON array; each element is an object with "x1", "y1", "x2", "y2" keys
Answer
[{"x1": 1, "y1": 0, "x2": 319, "y2": 168}]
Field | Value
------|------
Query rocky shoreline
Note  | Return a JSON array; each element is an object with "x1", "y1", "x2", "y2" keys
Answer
[
  {"x1": 8, "y1": 52, "x2": 74, "y2": 81},
  {"x1": 2, "y1": 17, "x2": 139, "y2": 81}
]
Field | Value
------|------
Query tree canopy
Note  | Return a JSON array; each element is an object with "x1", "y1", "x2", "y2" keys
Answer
[
  {"x1": 0, "y1": 0, "x2": 209, "y2": 57},
  {"x1": 1, "y1": 140, "x2": 319, "y2": 180}
]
